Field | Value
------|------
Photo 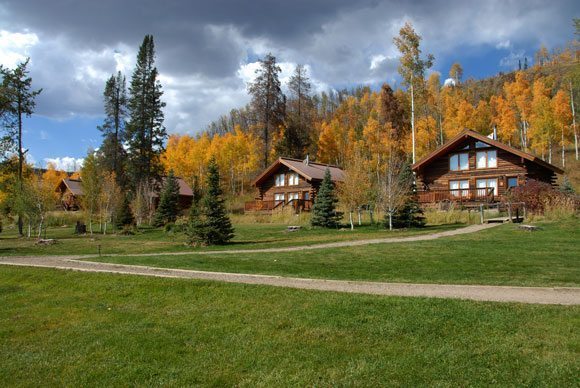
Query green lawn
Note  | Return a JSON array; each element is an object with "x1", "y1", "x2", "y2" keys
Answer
[
  {"x1": 0, "y1": 266, "x2": 578, "y2": 386},
  {"x1": 94, "y1": 219, "x2": 580, "y2": 287},
  {"x1": 0, "y1": 222, "x2": 460, "y2": 256}
]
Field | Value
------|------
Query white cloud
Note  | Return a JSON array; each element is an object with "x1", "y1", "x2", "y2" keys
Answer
[
  {"x1": 39, "y1": 130, "x2": 49, "y2": 140},
  {"x1": 496, "y1": 40, "x2": 511, "y2": 49},
  {"x1": 499, "y1": 49, "x2": 526, "y2": 69},
  {"x1": 44, "y1": 157, "x2": 84, "y2": 172},
  {"x1": 0, "y1": 29, "x2": 38, "y2": 67}
]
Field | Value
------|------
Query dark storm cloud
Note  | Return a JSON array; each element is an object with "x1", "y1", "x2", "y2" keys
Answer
[{"x1": 0, "y1": 0, "x2": 577, "y2": 132}]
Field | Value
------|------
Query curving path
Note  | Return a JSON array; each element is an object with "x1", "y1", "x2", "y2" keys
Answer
[
  {"x1": 116, "y1": 222, "x2": 501, "y2": 257},
  {"x1": 0, "y1": 254, "x2": 578, "y2": 305}
]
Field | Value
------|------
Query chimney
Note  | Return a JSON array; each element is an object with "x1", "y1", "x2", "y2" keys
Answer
[
  {"x1": 304, "y1": 154, "x2": 309, "y2": 166},
  {"x1": 493, "y1": 126, "x2": 497, "y2": 140}
]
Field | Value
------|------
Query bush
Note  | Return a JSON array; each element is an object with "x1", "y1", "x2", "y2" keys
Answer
[{"x1": 510, "y1": 179, "x2": 579, "y2": 217}]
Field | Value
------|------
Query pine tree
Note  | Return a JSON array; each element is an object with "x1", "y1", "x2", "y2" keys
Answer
[
  {"x1": 0, "y1": 58, "x2": 42, "y2": 235},
  {"x1": 311, "y1": 168, "x2": 342, "y2": 228},
  {"x1": 126, "y1": 35, "x2": 166, "y2": 189},
  {"x1": 248, "y1": 53, "x2": 285, "y2": 167},
  {"x1": 97, "y1": 71, "x2": 127, "y2": 186},
  {"x1": 116, "y1": 193, "x2": 135, "y2": 229},
  {"x1": 153, "y1": 170, "x2": 180, "y2": 227},
  {"x1": 186, "y1": 159, "x2": 234, "y2": 245}
]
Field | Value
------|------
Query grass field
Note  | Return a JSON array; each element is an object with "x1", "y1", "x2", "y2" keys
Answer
[
  {"x1": 0, "y1": 266, "x2": 578, "y2": 386},
  {"x1": 0, "y1": 221, "x2": 460, "y2": 256},
  {"x1": 93, "y1": 219, "x2": 580, "y2": 287}
]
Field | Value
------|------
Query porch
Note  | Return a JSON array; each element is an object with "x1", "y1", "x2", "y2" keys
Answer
[
  {"x1": 244, "y1": 199, "x2": 313, "y2": 213},
  {"x1": 417, "y1": 188, "x2": 496, "y2": 204}
]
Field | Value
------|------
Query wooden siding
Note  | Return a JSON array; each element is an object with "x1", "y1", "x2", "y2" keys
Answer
[
  {"x1": 416, "y1": 138, "x2": 556, "y2": 201},
  {"x1": 256, "y1": 165, "x2": 318, "y2": 203}
]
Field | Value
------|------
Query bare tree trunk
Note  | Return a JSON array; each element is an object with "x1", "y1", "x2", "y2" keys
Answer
[
  {"x1": 571, "y1": 81, "x2": 578, "y2": 160},
  {"x1": 548, "y1": 140, "x2": 552, "y2": 164},
  {"x1": 388, "y1": 211, "x2": 393, "y2": 231},
  {"x1": 349, "y1": 211, "x2": 354, "y2": 230},
  {"x1": 562, "y1": 126, "x2": 566, "y2": 168},
  {"x1": 411, "y1": 80, "x2": 416, "y2": 164},
  {"x1": 357, "y1": 209, "x2": 362, "y2": 226}
]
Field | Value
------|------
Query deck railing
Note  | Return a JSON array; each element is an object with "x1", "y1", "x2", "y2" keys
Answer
[
  {"x1": 244, "y1": 199, "x2": 313, "y2": 212},
  {"x1": 417, "y1": 188, "x2": 495, "y2": 204}
]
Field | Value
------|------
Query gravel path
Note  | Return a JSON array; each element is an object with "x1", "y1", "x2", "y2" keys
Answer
[
  {"x1": 115, "y1": 222, "x2": 502, "y2": 257},
  {"x1": 1, "y1": 255, "x2": 578, "y2": 305}
]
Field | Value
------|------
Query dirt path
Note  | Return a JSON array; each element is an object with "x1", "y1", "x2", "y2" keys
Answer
[
  {"x1": 116, "y1": 222, "x2": 502, "y2": 257},
  {"x1": 0, "y1": 255, "x2": 578, "y2": 305}
]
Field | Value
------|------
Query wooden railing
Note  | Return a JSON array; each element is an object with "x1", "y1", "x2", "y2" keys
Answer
[
  {"x1": 417, "y1": 188, "x2": 495, "y2": 204},
  {"x1": 244, "y1": 199, "x2": 313, "y2": 212}
]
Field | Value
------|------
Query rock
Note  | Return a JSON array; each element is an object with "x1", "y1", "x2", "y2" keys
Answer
[
  {"x1": 518, "y1": 224, "x2": 539, "y2": 231},
  {"x1": 36, "y1": 239, "x2": 57, "y2": 246}
]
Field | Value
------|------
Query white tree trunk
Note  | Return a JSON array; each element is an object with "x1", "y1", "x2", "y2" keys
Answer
[
  {"x1": 357, "y1": 209, "x2": 362, "y2": 226},
  {"x1": 571, "y1": 81, "x2": 578, "y2": 160},
  {"x1": 411, "y1": 81, "x2": 416, "y2": 164},
  {"x1": 349, "y1": 211, "x2": 354, "y2": 230},
  {"x1": 562, "y1": 127, "x2": 566, "y2": 168},
  {"x1": 388, "y1": 212, "x2": 393, "y2": 231}
]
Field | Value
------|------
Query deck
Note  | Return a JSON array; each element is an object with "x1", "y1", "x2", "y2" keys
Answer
[
  {"x1": 245, "y1": 199, "x2": 313, "y2": 213},
  {"x1": 417, "y1": 188, "x2": 495, "y2": 204}
]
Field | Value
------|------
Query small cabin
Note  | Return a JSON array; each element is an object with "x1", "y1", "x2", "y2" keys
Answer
[
  {"x1": 56, "y1": 178, "x2": 83, "y2": 210},
  {"x1": 412, "y1": 129, "x2": 564, "y2": 204},
  {"x1": 245, "y1": 157, "x2": 345, "y2": 212},
  {"x1": 55, "y1": 176, "x2": 194, "y2": 211}
]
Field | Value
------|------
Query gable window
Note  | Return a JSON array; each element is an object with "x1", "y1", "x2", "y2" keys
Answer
[
  {"x1": 288, "y1": 173, "x2": 299, "y2": 186},
  {"x1": 475, "y1": 141, "x2": 489, "y2": 148},
  {"x1": 450, "y1": 153, "x2": 469, "y2": 171},
  {"x1": 275, "y1": 173, "x2": 285, "y2": 187},
  {"x1": 476, "y1": 178, "x2": 498, "y2": 197},
  {"x1": 476, "y1": 150, "x2": 497, "y2": 169},
  {"x1": 450, "y1": 180, "x2": 469, "y2": 197}
]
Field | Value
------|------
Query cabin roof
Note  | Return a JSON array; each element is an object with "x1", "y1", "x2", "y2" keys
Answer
[
  {"x1": 412, "y1": 129, "x2": 564, "y2": 174},
  {"x1": 150, "y1": 177, "x2": 194, "y2": 198},
  {"x1": 252, "y1": 157, "x2": 345, "y2": 186},
  {"x1": 60, "y1": 178, "x2": 84, "y2": 196}
]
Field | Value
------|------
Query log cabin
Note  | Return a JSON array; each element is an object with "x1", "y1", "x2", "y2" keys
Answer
[
  {"x1": 55, "y1": 176, "x2": 194, "y2": 211},
  {"x1": 412, "y1": 129, "x2": 564, "y2": 204},
  {"x1": 246, "y1": 157, "x2": 345, "y2": 213}
]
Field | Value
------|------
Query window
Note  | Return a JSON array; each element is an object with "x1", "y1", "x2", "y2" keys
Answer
[
  {"x1": 304, "y1": 192, "x2": 310, "y2": 201},
  {"x1": 475, "y1": 141, "x2": 489, "y2": 148},
  {"x1": 450, "y1": 153, "x2": 469, "y2": 171},
  {"x1": 288, "y1": 173, "x2": 299, "y2": 186},
  {"x1": 274, "y1": 193, "x2": 285, "y2": 204},
  {"x1": 288, "y1": 192, "x2": 299, "y2": 201},
  {"x1": 476, "y1": 178, "x2": 498, "y2": 197},
  {"x1": 476, "y1": 150, "x2": 497, "y2": 169},
  {"x1": 275, "y1": 173, "x2": 285, "y2": 187},
  {"x1": 507, "y1": 177, "x2": 518, "y2": 189},
  {"x1": 450, "y1": 180, "x2": 469, "y2": 197}
]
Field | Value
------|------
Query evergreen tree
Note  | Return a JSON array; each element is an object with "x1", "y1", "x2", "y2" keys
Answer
[
  {"x1": 384, "y1": 163, "x2": 425, "y2": 229},
  {"x1": 97, "y1": 71, "x2": 127, "y2": 186},
  {"x1": 185, "y1": 159, "x2": 234, "y2": 245},
  {"x1": 126, "y1": 35, "x2": 166, "y2": 189},
  {"x1": 311, "y1": 168, "x2": 342, "y2": 228},
  {"x1": 248, "y1": 53, "x2": 285, "y2": 167},
  {"x1": 0, "y1": 58, "x2": 42, "y2": 235},
  {"x1": 116, "y1": 193, "x2": 135, "y2": 229},
  {"x1": 153, "y1": 170, "x2": 180, "y2": 227}
]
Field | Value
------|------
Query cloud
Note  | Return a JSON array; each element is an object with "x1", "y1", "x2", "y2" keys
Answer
[
  {"x1": 0, "y1": 0, "x2": 576, "y2": 137},
  {"x1": 44, "y1": 157, "x2": 84, "y2": 172},
  {"x1": 500, "y1": 49, "x2": 526, "y2": 69},
  {"x1": 39, "y1": 130, "x2": 49, "y2": 140}
]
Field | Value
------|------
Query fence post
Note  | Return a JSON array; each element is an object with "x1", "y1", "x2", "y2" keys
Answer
[{"x1": 480, "y1": 204, "x2": 484, "y2": 224}]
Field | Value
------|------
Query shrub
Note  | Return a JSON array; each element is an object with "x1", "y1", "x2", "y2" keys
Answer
[{"x1": 510, "y1": 179, "x2": 579, "y2": 216}]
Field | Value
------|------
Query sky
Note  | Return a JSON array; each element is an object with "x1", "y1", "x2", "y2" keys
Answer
[{"x1": 0, "y1": 0, "x2": 578, "y2": 171}]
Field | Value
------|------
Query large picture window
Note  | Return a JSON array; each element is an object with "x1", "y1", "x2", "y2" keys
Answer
[
  {"x1": 450, "y1": 180, "x2": 469, "y2": 197},
  {"x1": 476, "y1": 178, "x2": 498, "y2": 197},
  {"x1": 275, "y1": 173, "x2": 285, "y2": 187},
  {"x1": 449, "y1": 153, "x2": 469, "y2": 171},
  {"x1": 274, "y1": 193, "x2": 285, "y2": 204},
  {"x1": 476, "y1": 150, "x2": 497, "y2": 169}
]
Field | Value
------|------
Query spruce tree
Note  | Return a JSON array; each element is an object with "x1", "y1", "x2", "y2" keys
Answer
[
  {"x1": 116, "y1": 193, "x2": 135, "y2": 229},
  {"x1": 153, "y1": 170, "x2": 180, "y2": 227},
  {"x1": 186, "y1": 159, "x2": 234, "y2": 245},
  {"x1": 126, "y1": 35, "x2": 166, "y2": 189},
  {"x1": 311, "y1": 168, "x2": 342, "y2": 228}
]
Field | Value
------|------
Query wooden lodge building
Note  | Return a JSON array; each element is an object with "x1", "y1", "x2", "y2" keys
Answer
[
  {"x1": 245, "y1": 157, "x2": 345, "y2": 212},
  {"x1": 412, "y1": 129, "x2": 564, "y2": 204},
  {"x1": 55, "y1": 176, "x2": 194, "y2": 211}
]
